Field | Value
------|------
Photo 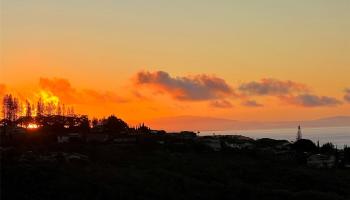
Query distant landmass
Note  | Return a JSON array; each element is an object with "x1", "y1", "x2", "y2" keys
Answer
[{"x1": 143, "y1": 115, "x2": 350, "y2": 132}]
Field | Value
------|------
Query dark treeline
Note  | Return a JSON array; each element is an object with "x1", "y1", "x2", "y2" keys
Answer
[
  {"x1": 2, "y1": 93, "x2": 350, "y2": 200},
  {"x1": 1, "y1": 93, "x2": 154, "y2": 147},
  {"x1": 1, "y1": 93, "x2": 349, "y2": 156},
  {"x1": 2, "y1": 93, "x2": 75, "y2": 121}
]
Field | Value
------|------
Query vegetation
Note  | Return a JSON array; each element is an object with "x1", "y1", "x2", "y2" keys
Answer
[
  {"x1": 1, "y1": 93, "x2": 350, "y2": 200},
  {"x1": 2, "y1": 144, "x2": 350, "y2": 200},
  {"x1": 292, "y1": 139, "x2": 317, "y2": 153}
]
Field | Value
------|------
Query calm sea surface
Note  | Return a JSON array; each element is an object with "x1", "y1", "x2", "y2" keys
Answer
[{"x1": 201, "y1": 126, "x2": 350, "y2": 147}]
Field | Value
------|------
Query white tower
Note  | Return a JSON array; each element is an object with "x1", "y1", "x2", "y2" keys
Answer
[{"x1": 296, "y1": 125, "x2": 302, "y2": 141}]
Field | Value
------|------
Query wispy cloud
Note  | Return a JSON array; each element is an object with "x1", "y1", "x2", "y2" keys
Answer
[
  {"x1": 280, "y1": 94, "x2": 342, "y2": 107},
  {"x1": 239, "y1": 78, "x2": 308, "y2": 96},
  {"x1": 210, "y1": 100, "x2": 233, "y2": 108},
  {"x1": 82, "y1": 89, "x2": 128, "y2": 103},
  {"x1": 241, "y1": 100, "x2": 263, "y2": 107},
  {"x1": 39, "y1": 78, "x2": 78, "y2": 103},
  {"x1": 39, "y1": 77, "x2": 127, "y2": 104},
  {"x1": 135, "y1": 70, "x2": 235, "y2": 101}
]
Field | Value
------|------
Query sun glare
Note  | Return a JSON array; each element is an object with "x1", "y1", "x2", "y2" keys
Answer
[
  {"x1": 27, "y1": 123, "x2": 39, "y2": 129},
  {"x1": 39, "y1": 90, "x2": 60, "y2": 106}
]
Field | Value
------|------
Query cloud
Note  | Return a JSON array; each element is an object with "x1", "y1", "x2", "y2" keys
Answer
[
  {"x1": 39, "y1": 77, "x2": 127, "y2": 104},
  {"x1": 39, "y1": 78, "x2": 78, "y2": 103},
  {"x1": 0, "y1": 84, "x2": 6, "y2": 97},
  {"x1": 82, "y1": 89, "x2": 128, "y2": 103},
  {"x1": 210, "y1": 100, "x2": 233, "y2": 108},
  {"x1": 281, "y1": 94, "x2": 342, "y2": 107},
  {"x1": 239, "y1": 78, "x2": 308, "y2": 96},
  {"x1": 344, "y1": 89, "x2": 350, "y2": 103},
  {"x1": 135, "y1": 70, "x2": 235, "y2": 101},
  {"x1": 241, "y1": 100, "x2": 263, "y2": 107}
]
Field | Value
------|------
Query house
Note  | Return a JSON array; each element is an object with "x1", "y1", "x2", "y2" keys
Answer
[
  {"x1": 198, "y1": 137, "x2": 222, "y2": 151},
  {"x1": 57, "y1": 135, "x2": 70, "y2": 143},
  {"x1": 150, "y1": 130, "x2": 166, "y2": 136},
  {"x1": 240, "y1": 142, "x2": 255, "y2": 150},
  {"x1": 274, "y1": 150, "x2": 295, "y2": 161},
  {"x1": 224, "y1": 142, "x2": 241, "y2": 149},
  {"x1": 18, "y1": 151, "x2": 89, "y2": 164},
  {"x1": 64, "y1": 153, "x2": 89, "y2": 164},
  {"x1": 167, "y1": 131, "x2": 197, "y2": 140},
  {"x1": 307, "y1": 154, "x2": 336, "y2": 168},
  {"x1": 86, "y1": 133, "x2": 109, "y2": 143},
  {"x1": 57, "y1": 133, "x2": 81, "y2": 143},
  {"x1": 275, "y1": 142, "x2": 292, "y2": 151},
  {"x1": 179, "y1": 131, "x2": 197, "y2": 140},
  {"x1": 113, "y1": 136, "x2": 137, "y2": 144},
  {"x1": 224, "y1": 141, "x2": 255, "y2": 150}
]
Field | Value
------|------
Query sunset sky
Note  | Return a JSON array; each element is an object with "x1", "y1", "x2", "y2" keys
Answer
[{"x1": 1, "y1": 0, "x2": 350, "y2": 125}]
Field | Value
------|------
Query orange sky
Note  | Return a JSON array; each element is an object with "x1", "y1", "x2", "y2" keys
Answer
[{"x1": 1, "y1": 1, "x2": 350, "y2": 124}]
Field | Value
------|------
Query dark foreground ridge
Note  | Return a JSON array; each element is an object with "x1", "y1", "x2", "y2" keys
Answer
[{"x1": 1, "y1": 114, "x2": 350, "y2": 200}]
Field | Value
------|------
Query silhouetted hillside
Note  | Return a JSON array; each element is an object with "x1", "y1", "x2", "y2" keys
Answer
[{"x1": 144, "y1": 115, "x2": 350, "y2": 131}]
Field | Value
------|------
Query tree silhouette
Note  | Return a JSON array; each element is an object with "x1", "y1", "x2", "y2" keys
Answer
[
  {"x1": 102, "y1": 115, "x2": 129, "y2": 135},
  {"x1": 62, "y1": 104, "x2": 66, "y2": 116},
  {"x1": 57, "y1": 104, "x2": 62, "y2": 116},
  {"x1": 292, "y1": 139, "x2": 317, "y2": 153},
  {"x1": 91, "y1": 118, "x2": 99, "y2": 128},
  {"x1": 2, "y1": 94, "x2": 19, "y2": 121},
  {"x1": 320, "y1": 142, "x2": 335, "y2": 154},
  {"x1": 136, "y1": 123, "x2": 151, "y2": 134},
  {"x1": 67, "y1": 106, "x2": 75, "y2": 117},
  {"x1": 25, "y1": 100, "x2": 32, "y2": 117},
  {"x1": 37, "y1": 97, "x2": 44, "y2": 116},
  {"x1": 45, "y1": 102, "x2": 56, "y2": 116}
]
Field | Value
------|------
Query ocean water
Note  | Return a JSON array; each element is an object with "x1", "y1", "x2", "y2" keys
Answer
[{"x1": 201, "y1": 126, "x2": 350, "y2": 147}]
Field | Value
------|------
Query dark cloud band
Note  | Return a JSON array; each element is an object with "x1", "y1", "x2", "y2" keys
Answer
[
  {"x1": 281, "y1": 94, "x2": 342, "y2": 107},
  {"x1": 135, "y1": 71, "x2": 234, "y2": 101},
  {"x1": 239, "y1": 78, "x2": 308, "y2": 96},
  {"x1": 344, "y1": 89, "x2": 350, "y2": 103}
]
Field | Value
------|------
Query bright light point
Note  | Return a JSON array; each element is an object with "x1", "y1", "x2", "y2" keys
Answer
[{"x1": 27, "y1": 123, "x2": 39, "y2": 129}]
